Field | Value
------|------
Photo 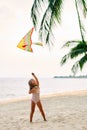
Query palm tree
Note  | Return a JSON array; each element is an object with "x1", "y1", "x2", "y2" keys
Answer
[
  {"x1": 61, "y1": 40, "x2": 87, "y2": 75},
  {"x1": 31, "y1": 0, "x2": 87, "y2": 45},
  {"x1": 31, "y1": 0, "x2": 63, "y2": 45},
  {"x1": 61, "y1": 0, "x2": 87, "y2": 75},
  {"x1": 31, "y1": 0, "x2": 87, "y2": 75}
]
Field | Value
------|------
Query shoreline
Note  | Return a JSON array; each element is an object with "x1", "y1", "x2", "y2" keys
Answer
[{"x1": 0, "y1": 89, "x2": 87, "y2": 105}]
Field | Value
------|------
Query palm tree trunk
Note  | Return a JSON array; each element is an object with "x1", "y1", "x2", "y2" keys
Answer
[{"x1": 75, "y1": 0, "x2": 84, "y2": 42}]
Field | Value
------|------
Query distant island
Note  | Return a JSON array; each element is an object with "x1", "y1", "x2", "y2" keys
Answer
[{"x1": 54, "y1": 75, "x2": 87, "y2": 78}]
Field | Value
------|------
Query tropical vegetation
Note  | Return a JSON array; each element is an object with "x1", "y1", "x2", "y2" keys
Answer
[
  {"x1": 61, "y1": 0, "x2": 87, "y2": 75},
  {"x1": 31, "y1": 0, "x2": 87, "y2": 75}
]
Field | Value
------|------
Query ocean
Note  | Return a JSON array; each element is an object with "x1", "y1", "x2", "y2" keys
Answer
[{"x1": 0, "y1": 77, "x2": 87, "y2": 101}]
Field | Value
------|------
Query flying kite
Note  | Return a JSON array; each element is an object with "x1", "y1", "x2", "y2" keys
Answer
[{"x1": 17, "y1": 27, "x2": 43, "y2": 52}]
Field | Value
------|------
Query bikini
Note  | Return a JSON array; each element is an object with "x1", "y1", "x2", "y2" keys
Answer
[{"x1": 31, "y1": 86, "x2": 40, "y2": 103}]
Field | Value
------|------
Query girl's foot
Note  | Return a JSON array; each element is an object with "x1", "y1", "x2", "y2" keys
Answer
[{"x1": 44, "y1": 118, "x2": 47, "y2": 121}]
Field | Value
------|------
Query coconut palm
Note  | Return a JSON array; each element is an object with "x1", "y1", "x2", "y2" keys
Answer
[
  {"x1": 61, "y1": 40, "x2": 87, "y2": 75},
  {"x1": 31, "y1": 0, "x2": 87, "y2": 75},
  {"x1": 61, "y1": 0, "x2": 87, "y2": 75},
  {"x1": 31, "y1": 0, "x2": 87, "y2": 45}
]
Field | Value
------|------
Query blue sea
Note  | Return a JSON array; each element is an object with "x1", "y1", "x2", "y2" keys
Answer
[{"x1": 0, "y1": 77, "x2": 87, "y2": 101}]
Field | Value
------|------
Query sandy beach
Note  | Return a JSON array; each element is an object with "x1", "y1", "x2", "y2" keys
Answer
[{"x1": 0, "y1": 90, "x2": 87, "y2": 130}]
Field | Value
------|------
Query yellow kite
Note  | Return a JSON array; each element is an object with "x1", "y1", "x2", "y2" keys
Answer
[{"x1": 17, "y1": 27, "x2": 43, "y2": 52}]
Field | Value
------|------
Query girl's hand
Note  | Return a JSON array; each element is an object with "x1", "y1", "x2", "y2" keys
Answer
[{"x1": 32, "y1": 73, "x2": 34, "y2": 76}]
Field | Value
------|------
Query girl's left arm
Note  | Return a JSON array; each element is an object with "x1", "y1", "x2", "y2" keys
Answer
[{"x1": 28, "y1": 87, "x2": 37, "y2": 94}]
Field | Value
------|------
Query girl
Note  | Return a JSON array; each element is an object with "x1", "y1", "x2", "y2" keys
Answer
[{"x1": 28, "y1": 73, "x2": 46, "y2": 122}]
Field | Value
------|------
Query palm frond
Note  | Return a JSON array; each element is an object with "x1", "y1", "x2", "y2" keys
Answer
[
  {"x1": 61, "y1": 40, "x2": 87, "y2": 75},
  {"x1": 70, "y1": 43, "x2": 87, "y2": 58},
  {"x1": 39, "y1": 0, "x2": 63, "y2": 45},
  {"x1": 61, "y1": 53, "x2": 70, "y2": 65},
  {"x1": 72, "y1": 54, "x2": 87, "y2": 75},
  {"x1": 62, "y1": 40, "x2": 82, "y2": 48},
  {"x1": 81, "y1": 0, "x2": 87, "y2": 17},
  {"x1": 31, "y1": 0, "x2": 45, "y2": 29},
  {"x1": 61, "y1": 40, "x2": 87, "y2": 62},
  {"x1": 79, "y1": 54, "x2": 87, "y2": 70},
  {"x1": 71, "y1": 61, "x2": 79, "y2": 75}
]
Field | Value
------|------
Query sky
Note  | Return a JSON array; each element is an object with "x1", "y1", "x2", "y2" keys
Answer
[{"x1": 0, "y1": 0, "x2": 87, "y2": 77}]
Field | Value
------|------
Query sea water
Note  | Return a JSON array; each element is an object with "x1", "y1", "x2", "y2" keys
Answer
[{"x1": 0, "y1": 77, "x2": 87, "y2": 101}]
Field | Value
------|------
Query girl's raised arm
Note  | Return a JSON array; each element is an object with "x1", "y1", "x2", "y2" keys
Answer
[{"x1": 32, "y1": 73, "x2": 39, "y2": 86}]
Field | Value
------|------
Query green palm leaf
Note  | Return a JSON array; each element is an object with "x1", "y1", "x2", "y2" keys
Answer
[
  {"x1": 80, "y1": 0, "x2": 87, "y2": 17},
  {"x1": 39, "y1": 0, "x2": 63, "y2": 44},
  {"x1": 61, "y1": 40, "x2": 87, "y2": 75},
  {"x1": 31, "y1": 0, "x2": 87, "y2": 44},
  {"x1": 31, "y1": 0, "x2": 87, "y2": 75},
  {"x1": 62, "y1": 40, "x2": 83, "y2": 48},
  {"x1": 79, "y1": 54, "x2": 87, "y2": 69},
  {"x1": 72, "y1": 54, "x2": 87, "y2": 75},
  {"x1": 70, "y1": 43, "x2": 87, "y2": 58},
  {"x1": 31, "y1": 0, "x2": 63, "y2": 44},
  {"x1": 31, "y1": 0, "x2": 45, "y2": 28},
  {"x1": 71, "y1": 61, "x2": 79, "y2": 75},
  {"x1": 61, "y1": 54, "x2": 70, "y2": 65}
]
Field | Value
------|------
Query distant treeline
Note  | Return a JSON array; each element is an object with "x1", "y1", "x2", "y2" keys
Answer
[{"x1": 54, "y1": 75, "x2": 87, "y2": 78}]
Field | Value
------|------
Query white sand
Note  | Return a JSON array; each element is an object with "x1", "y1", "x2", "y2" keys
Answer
[{"x1": 0, "y1": 90, "x2": 87, "y2": 130}]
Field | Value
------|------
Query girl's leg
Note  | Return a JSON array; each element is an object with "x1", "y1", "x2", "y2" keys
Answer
[
  {"x1": 30, "y1": 100, "x2": 35, "y2": 122},
  {"x1": 37, "y1": 100, "x2": 47, "y2": 121}
]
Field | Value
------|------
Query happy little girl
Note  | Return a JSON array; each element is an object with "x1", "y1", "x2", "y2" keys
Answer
[{"x1": 28, "y1": 73, "x2": 47, "y2": 122}]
